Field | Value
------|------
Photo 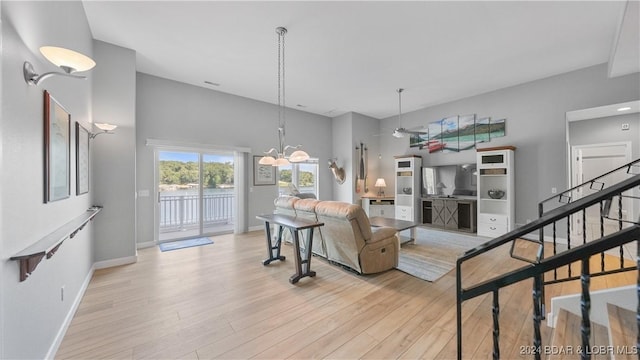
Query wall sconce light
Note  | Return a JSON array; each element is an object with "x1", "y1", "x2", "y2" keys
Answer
[
  {"x1": 90, "y1": 123, "x2": 117, "y2": 139},
  {"x1": 23, "y1": 46, "x2": 96, "y2": 86}
]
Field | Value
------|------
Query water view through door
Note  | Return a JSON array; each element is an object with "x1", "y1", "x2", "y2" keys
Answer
[{"x1": 158, "y1": 151, "x2": 235, "y2": 242}]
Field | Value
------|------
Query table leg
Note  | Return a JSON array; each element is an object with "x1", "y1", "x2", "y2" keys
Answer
[
  {"x1": 302, "y1": 228, "x2": 316, "y2": 277},
  {"x1": 289, "y1": 229, "x2": 316, "y2": 284},
  {"x1": 410, "y1": 227, "x2": 417, "y2": 243},
  {"x1": 263, "y1": 222, "x2": 286, "y2": 265}
]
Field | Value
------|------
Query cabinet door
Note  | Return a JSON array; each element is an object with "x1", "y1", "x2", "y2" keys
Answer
[
  {"x1": 444, "y1": 200, "x2": 459, "y2": 229},
  {"x1": 422, "y1": 200, "x2": 433, "y2": 224},
  {"x1": 432, "y1": 199, "x2": 445, "y2": 226}
]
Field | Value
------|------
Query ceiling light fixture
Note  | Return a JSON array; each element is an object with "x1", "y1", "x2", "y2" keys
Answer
[
  {"x1": 90, "y1": 123, "x2": 118, "y2": 139},
  {"x1": 259, "y1": 27, "x2": 310, "y2": 167},
  {"x1": 392, "y1": 88, "x2": 406, "y2": 138},
  {"x1": 617, "y1": 107, "x2": 632, "y2": 112},
  {"x1": 23, "y1": 46, "x2": 96, "y2": 86}
]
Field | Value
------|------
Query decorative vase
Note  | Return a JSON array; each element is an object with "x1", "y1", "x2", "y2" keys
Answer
[{"x1": 488, "y1": 189, "x2": 505, "y2": 199}]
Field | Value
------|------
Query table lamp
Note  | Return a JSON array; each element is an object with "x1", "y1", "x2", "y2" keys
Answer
[{"x1": 375, "y1": 178, "x2": 387, "y2": 196}]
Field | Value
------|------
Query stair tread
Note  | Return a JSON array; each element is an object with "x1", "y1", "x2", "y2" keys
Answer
[
  {"x1": 607, "y1": 303, "x2": 637, "y2": 360},
  {"x1": 550, "y1": 309, "x2": 610, "y2": 360}
]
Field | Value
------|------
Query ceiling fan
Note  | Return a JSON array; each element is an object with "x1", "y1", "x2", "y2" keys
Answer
[{"x1": 391, "y1": 88, "x2": 427, "y2": 138}]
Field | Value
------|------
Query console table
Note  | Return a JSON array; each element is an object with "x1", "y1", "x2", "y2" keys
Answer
[
  {"x1": 256, "y1": 214, "x2": 324, "y2": 284},
  {"x1": 361, "y1": 196, "x2": 395, "y2": 219},
  {"x1": 421, "y1": 197, "x2": 477, "y2": 233}
]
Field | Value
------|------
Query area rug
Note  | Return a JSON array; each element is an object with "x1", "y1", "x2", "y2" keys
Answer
[
  {"x1": 396, "y1": 227, "x2": 488, "y2": 282},
  {"x1": 159, "y1": 237, "x2": 213, "y2": 252}
]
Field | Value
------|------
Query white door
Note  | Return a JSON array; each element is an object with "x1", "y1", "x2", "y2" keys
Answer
[{"x1": 570, "y1": 142, "x2": 632, "y2": 240}]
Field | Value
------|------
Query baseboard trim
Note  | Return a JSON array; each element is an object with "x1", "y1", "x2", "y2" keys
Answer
[
  {"x1": 248, "y1": 225, "x2": 263, "y2": 232},
  {"x1": 94, "y1": 255, "x2": 138, "y2": 270},
  {"x1": 137, "y1": 241, "x2": 156, "y2": 249},
  {"x1": 46, "y1": 264, "x2": 95, "y2": 360}
]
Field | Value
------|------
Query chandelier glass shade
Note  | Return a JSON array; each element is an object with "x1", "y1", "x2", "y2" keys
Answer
[{"x1": 259, "y1": 27, "x2": 310, "y2": 167}]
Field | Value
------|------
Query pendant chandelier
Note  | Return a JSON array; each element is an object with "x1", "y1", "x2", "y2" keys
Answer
[{"x1": 259, "y1": 26, "x2": 310, "y2": 167}]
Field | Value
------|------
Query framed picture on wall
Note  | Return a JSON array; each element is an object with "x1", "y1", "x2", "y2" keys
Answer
[
  {"x1": 253, "y1": 155, "x2": 276, "y2": 186},
  {"x1": 44, "y1": 90, "x2": 71, "y2": 202},
  {"x1": 76, "y1": 122, "x2": 90, "y2": 195}
]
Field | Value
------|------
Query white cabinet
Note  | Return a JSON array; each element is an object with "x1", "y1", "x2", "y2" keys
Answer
[
  {"x1": 395, "y1": 155, "x2": 422, "y2": 223},
  {"x1": 476, "y1": 146, "x2": 515, "y2": 237},
  {"x1": 362, "y1": 197, "x2": 395, "y2": 219}
]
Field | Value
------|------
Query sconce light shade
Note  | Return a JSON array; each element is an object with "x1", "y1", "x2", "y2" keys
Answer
[
  {"x1": 40, "y1": 46, "x2": 96, "y2": 73},
  {"x1": 23, "y1": 46, "x2": 96, "y2": 86},
  {"x1": 94, "y1": 123, "x2": 117, "y2": 131},
  {"x1": 90, "y1": 123, "x2": 117, "y2": 139}
]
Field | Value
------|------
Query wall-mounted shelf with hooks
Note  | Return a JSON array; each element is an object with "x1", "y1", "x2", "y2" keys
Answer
[{"x1": 10, "y1": 206, "x2": 102, "y2": 282}]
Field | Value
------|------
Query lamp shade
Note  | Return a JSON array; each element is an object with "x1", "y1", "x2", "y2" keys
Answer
[
  {"x1": 374, "y1": 178, "x2": 386, "y2": 187},
  {"x1": 94, "y1": 123, "x2": 117, "y2": 131},
  {"x1": 258, "y1": 156, "x2": 276, "y2": 165},
  {"x1": 288, "y1": 149, "x2": 310, "y2": 162},
  {"x1": 273, "y1": 157, "x2": 290, "y2": 167},
  {"x1": 40, "y1": 46, "x2": 96, "y2": 73}
]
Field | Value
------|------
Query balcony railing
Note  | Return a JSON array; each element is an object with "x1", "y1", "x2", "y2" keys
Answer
[{"x1": 159, "y1": 193, "x2": 234, "y2": 232}]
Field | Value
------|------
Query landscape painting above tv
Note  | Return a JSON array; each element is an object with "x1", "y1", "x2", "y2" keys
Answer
[{"x1": 409, "y1": 114, "x2": 506, "y2": 153}]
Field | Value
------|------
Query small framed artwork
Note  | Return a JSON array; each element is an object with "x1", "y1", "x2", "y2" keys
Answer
[
  {"x1": 44, "y1": 90, "x2": 71, "y2": 202},
  {"x1": 76, "y1": 122, "x2": 90, "y2": 195},
  {"x1": 253, "y1": 155, "x2": 276, "y2": 186}
]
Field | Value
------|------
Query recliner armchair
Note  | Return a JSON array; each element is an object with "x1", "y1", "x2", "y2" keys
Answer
[{"x1": 273, "y1": 196, "x2": 398, "y2": 274}]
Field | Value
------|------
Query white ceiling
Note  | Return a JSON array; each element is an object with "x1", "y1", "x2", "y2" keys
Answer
[{"x1": 82, "y1": 1, "x2": 639, "y2": 119}]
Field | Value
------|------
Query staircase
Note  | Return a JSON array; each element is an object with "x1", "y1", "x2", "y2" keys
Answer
[
  {"x1": 607, "y1": 304, "x2": 637, "y2": 360},
  {"x1": 455, "y1": 159, "x2": 640, "y2": 360},
  {"x1": 550, "y1": 309, "x2": 610, "y2": 360},
  {"x1": 549, "y1": 301, "x2": 637, "y2": 360}
]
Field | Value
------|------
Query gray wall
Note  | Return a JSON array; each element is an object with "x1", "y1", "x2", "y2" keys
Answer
[
  {"x1": 1, "y1": 2, "x2": 94, "y2": 358},
  {"x1": 569, "y1": 112, "x2": 640, "y2": 157},
  {"x1": 330, "y1": 112, "x2": 382, "y2": 203},
  {"x1": 569, "y1": 111, "x2": 640, "y2": 221},
  {"x1": 352, "y1": 112, "x2": 383, "y2": 201},
  {"x1": 135, "y1": 73, "x2": 333, "y2": 241},
  {"x1": 379, "y1": 64, "x2": 640, "y2": 226},
  {"x1": 0, "y1": 2, "x2": 5, "y2": 357},
  {"x1": 331, "y1": 112, "x2": 353, "y2": 202},
  {"x1": 92, "y1": 40, "x2": 137, "y2": 263}
]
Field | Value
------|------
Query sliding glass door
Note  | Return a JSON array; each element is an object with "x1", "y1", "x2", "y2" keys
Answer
[{"x1": 157, "y1": 150, "x2": 235, "y2": 242}]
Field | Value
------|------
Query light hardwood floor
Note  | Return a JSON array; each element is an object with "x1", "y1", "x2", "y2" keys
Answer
[{"x1": 56, "y1": 231, "x2": 636, "y2": 359}]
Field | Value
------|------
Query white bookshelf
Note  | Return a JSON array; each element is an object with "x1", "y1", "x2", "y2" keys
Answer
[
  {"x1": 476, "y1": 146, "x2": 515, "y2": 237},
  {"x1": 394, "y1": 155, "x2": 422, "y2": 222}
]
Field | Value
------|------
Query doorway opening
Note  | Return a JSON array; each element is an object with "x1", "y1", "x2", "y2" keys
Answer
[
  {"x1": 570, "y1": 142, "x2": 633, "y2": 242},
  {"x1": 157, "y1": 150, "x2": 235, "y2": 242}
]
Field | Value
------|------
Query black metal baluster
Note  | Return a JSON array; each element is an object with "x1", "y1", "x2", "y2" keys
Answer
[
  {"x1": 492, "y1": 290, "x2": 500, "y2": 360},
  {"x1": 636, "y1": 239, "x2": 639, "y2": 355},
  {"x1": 580, "y1": 258, "x2": 591, "y2": 360},
  {"x1": 553, "y1": 222, "x2": 558, "y2": 280},
  {"x1": 600, "y1": 201, "x2": 605, "y2": 272},
  {"x1": 533, "y1": 276, "x2": 542, "y2": 360},
  {"x1": 567, "y1": 217, "x2": 572, "y2": 279},
  {"x1": 618, "y1": 195, "x2": 624, "y2": 268},
  {"x1": 582, "y1": 208, "x2": 587, "y2": 245}
]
